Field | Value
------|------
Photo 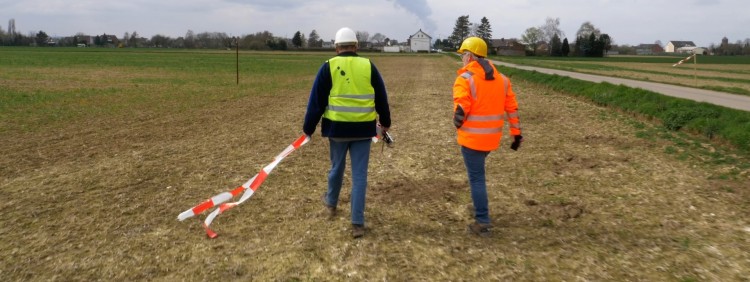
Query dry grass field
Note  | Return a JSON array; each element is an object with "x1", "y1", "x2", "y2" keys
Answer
[{"x1": 1, "y1": 51, "x2": 749, "y2": 281}]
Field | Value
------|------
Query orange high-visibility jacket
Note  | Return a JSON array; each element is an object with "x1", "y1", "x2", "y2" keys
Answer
[{"x1": 453, "y1": 59, "x2": 521, "y2": 152}]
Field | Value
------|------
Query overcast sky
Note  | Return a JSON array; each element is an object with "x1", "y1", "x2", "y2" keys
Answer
[{"x1": 1, "y1": 0, "x2": 747, "y2": 47}]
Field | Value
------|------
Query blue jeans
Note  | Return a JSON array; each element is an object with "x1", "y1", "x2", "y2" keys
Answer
[
  {"x1": 324, "y1": 138, "x2": 371, "y2": 225},
  {"x1": 461, "y1": 146, "x2": 491, "y2": 224}
]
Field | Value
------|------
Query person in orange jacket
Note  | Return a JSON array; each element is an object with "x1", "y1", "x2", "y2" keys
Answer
[{"x1": 453, "y1": 37, "x2": 523, "y2": 237}]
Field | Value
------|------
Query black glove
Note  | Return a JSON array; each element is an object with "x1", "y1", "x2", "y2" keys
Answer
[{"x1": 510, "y1": 135, "x2": 523, "y2": 151}]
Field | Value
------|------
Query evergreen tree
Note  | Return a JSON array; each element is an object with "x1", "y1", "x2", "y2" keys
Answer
[
  {"x1": 561, "y1": 38, "x2": 570, "y2": 56},
  {"x1": 599, "y1": 34, "x2": 612, "y2": 56},
  {"x1": 588, "y1": 33, "x2": 598, "y2": 56},
  {"x1": 476, "y1": 17, "x2": 493, "y2": 48},
  {"x1": 448, "y1": 15, "x2": 470, "y2": 49},
  {"x1": 35, "y1": 30, "x2": 49, "y2": 46},
  {"x1": 292, "y1": 31, "x2": 303, "y2": 48},
  {"x1": 550, "y1": 34, "x2": 562, "y2": 56}
]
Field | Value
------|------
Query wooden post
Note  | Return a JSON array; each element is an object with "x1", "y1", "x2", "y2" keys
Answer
[
  {"x1": 693, "y1": 54, "x2": 697, "y2": 87},
  {"x1": 236, "y1": 37, "x2": 239, "y2": 85}
]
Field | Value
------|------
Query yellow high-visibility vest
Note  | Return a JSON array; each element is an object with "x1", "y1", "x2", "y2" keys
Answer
[{"x1": 323, "y1": 56, "x2": 376, "y2": 122}]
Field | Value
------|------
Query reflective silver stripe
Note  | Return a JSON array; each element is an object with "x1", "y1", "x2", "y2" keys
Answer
[
  {"x1": 500, "y1": 74, "x2": 508, "y2": 95},
  {"x1": 327, "y1": 105, "x2": 375, "y2": 113},
  {"x1": 506, "y1": 112, "x2": 519, "y2": 119},
  {"x1": 460, "y1": 71, "x2": 477, "y2": 99},
  {"x1": 459, "y1": 127, "x2": 503, "y2": 134},
  {"x1": 335, "y1": 94, "x2": 375, "y2": 99},
  {"x1": 510, "y1": 123, "x2": 521, "y2": 129},
  {"x1": 466, "y1": 114, "x2": 504, "y2": 121}
]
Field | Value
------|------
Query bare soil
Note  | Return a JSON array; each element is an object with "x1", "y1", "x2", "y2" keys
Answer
[{"x1": 1, "y1": 54, "x2": 748, "y2": 281}]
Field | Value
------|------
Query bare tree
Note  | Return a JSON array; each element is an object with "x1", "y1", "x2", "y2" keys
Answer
[
  {"x1": 540, "y1": 17, "x2": 564, "y2": 43},
  {"x1": 129, "y1": 31, "x2": 139, "y2": 48},
  {"x1": 521, "y1": 27, "x2": 543, "y2": 55},
  {"x1": 185, "y1": 30, "x2": 196, "y2": 48},
  {"x1": 123, "y1": 32, "x2": 130, "y2": 47},
  {"x1": 7, "y1": 18, "x2": 16, "y2": 44},
  {"x1": 576, "y1": 21, "x2": 600, "y2": 39},
  {"x1": 355, "y1": 31, "x2": 369, "y2": 45},
  {"x1": 371, "y1": 33, "x2": 386, "y2": 45},
  {"x1": 8, "y1": 19, "x2": 16, "y2": 37}
]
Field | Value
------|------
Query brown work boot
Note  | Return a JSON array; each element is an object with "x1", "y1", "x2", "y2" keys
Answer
[
  {"x1": 321, "y1": 195, "x2": 336, "y2": 219},
  {"x1": 468, "y1": 222, "x2": 492, "y2": 237},
  {"x1": 352, "y1": 224, "x2": 365, "y2": 239}
]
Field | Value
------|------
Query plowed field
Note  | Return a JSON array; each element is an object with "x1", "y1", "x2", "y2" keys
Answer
[{"x1": 1, "y1": 51, "x2": 748, "y2": 281}]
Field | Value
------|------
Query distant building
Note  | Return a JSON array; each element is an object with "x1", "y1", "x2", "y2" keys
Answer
[
  {"x1": 103, "y1": 35, "x2": 119, "y2": 47},
  {"x1": 665, "y1": 41, "x2": 696, "y2": 53},
  {"x1": 73, "y1": 34, "x2": 119, "y2": 47},
  {"x1": 490, "y1": 38, "x2": 526, "y2": 56},
  {"x1": 408, "y1": 29, "x2": 432, "y2": 52},
  {"x1": 635, "y1": 44, "x2": 664, "y2": 55},
  {"x1": 383, "y1": 46, "x2": 401, "y2": 53}
]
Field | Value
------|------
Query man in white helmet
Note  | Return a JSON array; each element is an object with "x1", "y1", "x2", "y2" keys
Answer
[{"x1": 302, "y1": 27, "x2": 392, "y2": 239}]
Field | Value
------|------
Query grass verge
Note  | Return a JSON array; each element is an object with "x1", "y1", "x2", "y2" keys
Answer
[{"x1": 501, "y1": 67, "x2": 750, "y2": 153}]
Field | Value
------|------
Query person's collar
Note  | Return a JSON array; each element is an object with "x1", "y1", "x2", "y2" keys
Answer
[
  {"x1": 337, "y1": 51, "x2": 358, "y2": 56},
  {"x1": 458, "y1": 60, "x2": 482, "y2": 75},
  {"x1": 458, "y1": 60, "x2": 479, "y2": 72}
]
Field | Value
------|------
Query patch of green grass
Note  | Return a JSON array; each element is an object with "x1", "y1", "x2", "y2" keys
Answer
[
  {"x1": 540, "y1": 219, "x2": 555, "y2": 227},
  {"x1": 502, "y1": 67, "x2": 750, "y2": 153},
  {"x1": 664, "y1": 146, "x2": 677, "y2": 154},
  {"x1": 492, "y1": 55, "x2": 750, "y2": 95},
  {"x1": 494, "y1": 54, "x2": 750, "y2": 65},
  {"x1": 720, "y1": 186, "x2": 736, "y2": 193},
  {"x1": 0, "y1": 48, "x2": 331, "y2": 133}
]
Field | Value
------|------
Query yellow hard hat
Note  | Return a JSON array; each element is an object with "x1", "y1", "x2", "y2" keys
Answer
[{"x1": 457, "y1": 37, "x2": 487, "y2": 58}]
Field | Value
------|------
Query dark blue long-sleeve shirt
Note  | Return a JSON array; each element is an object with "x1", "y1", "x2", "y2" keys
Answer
[{"x1": 302, "y1": 52, "x2": 391, "y2": 138}]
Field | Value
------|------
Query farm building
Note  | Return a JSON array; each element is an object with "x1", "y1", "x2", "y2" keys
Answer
[
  {"x1": 665, "y1": 41, "x2": 696, "y2": 53},
  {"x1": 490, "y1": 38, "x2": 526, "y2": 56},
  {"x1": 408, "y1": 29, "x2": 432, "y2": 52},
  {"x1": 635, "y1": 44, "x2": 664, "y2": 55}
]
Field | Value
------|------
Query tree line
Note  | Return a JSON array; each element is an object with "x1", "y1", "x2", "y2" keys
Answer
[
  {"x1": 3, "y1": 17, "x2": 749, "y2": 55},
  {"x1": 442, "y1": 15, "x2": 749, "y2": 57},
  {"x1": 443, "y1": 16, "x2": 612, "y2": 57},
  {"x1": 0, "y1": 18, "x2": 400, "y2": 50}
]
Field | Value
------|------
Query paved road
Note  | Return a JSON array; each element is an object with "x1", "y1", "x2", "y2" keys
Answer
[{"x1": 491, "y1": 60, "x2": 750, "y2": 112}]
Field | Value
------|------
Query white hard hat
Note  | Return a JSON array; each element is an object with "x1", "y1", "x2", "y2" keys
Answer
[{"x1": 334, "y1": 27, "x2": 358, "y2": 45}]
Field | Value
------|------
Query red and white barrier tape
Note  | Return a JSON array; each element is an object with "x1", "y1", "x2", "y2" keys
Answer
[
  {"x1": 672, "y1": 54, "x2": 695, "y2": 67},
  {"x1": 177, "y1": 134, "x2": 310, "y2": 238}
]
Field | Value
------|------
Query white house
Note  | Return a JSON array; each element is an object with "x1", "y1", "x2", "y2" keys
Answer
[
  {"x1": 409, "y1": 29, "x2": 432, "y2": 52},
  {"x1": 665, "y1": 41, "x2": 696, "y2": 53}
]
